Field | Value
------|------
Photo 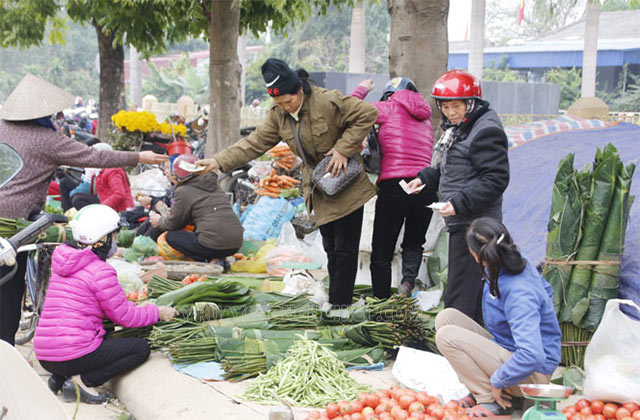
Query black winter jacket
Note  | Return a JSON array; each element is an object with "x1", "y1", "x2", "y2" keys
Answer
[{"x1": 418, "y1": 102, "x2": 509, "y2": 232}]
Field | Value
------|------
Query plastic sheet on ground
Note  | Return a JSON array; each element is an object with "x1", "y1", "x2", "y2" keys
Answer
[
  {"x1": 172, "y1": 361, "x2": 226, "y2": 381},
  {"x1": 503, "y1": 122, "x2": 640, "y2": 318}
]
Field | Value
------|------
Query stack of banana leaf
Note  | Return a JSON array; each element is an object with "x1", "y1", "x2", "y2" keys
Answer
[
  {"x1": 543, "y1": 144, "x2": 635, "y2": 367},
  {"x1": 0, "y1": 217, "x2": 72, "y2": 243},
  {"x1": 155, "y1": 279, "x2": 255, "y2": 308}
]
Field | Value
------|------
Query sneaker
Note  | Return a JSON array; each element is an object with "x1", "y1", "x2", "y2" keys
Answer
[{"x1": 397, "y1": 281, "x2": 413, "y2": 297}]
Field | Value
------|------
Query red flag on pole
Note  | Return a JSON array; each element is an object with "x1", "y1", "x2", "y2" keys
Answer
[{"x1": 518, "y1": 0, "x2": 525, "y2": 24}]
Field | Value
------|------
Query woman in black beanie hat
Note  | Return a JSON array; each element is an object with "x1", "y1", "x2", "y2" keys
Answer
[{"x1": 197, "y1": 58, "x2": 379, "y2": 307}]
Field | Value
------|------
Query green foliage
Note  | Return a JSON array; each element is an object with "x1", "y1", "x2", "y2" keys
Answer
[
  {"x1": 597, "y1": 65, "x2": 640, "y2": 112},
  {"x1": 483, "y1": 56, "x2": 525, "y2": 82},
  {"x1": 243, "y1": 0, "x2": 390, "y2": 103},
  {"x1": 0, "y1": 0, "x2": 60, "y2": 48},
  {"x1": 0, "y1": 16, "x2": 98, "y2": 100},
  {"x1": 544, "y1": 67, "x2": 582, "y2": 110},
  {"x1": 601, "y1": 0, "x2": 640, "y2": 11},
  {"x1": 142, "y1": 53, "x2": 209, "y2": 103}
]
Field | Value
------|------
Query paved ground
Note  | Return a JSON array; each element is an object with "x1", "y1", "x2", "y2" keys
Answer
[{"x1": 16, "y1": 342, "x2": 131, "y2": 420}]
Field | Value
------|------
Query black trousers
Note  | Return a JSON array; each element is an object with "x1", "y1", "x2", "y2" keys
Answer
[
  {"x1": 71, "y1": 193, "x2": 100, "y2": 210},
  {"x1": 370, "y1": 178, "x2": 437, "y2": 298},
  {"x1": 319, "y1": 207, "x2": 364, "y2": 306},
  {"x1": 445, "y1": 230, "x2": 484, "y2": 324},
  {"x1": 166, "y1": 230, "x2": 238, "y2": 262},
  {"x1": 39, "y1": 338, "x2": 150, "y2": 387},
  {"x1": 0, "y1": 253, "x2": 27, "y2": 346},
  {"x1": 136, "y1": 220, "x2": 162, "y2": 242},
  {"x1": 59, "y1": 176, "x2": 81, "y2": 212}
]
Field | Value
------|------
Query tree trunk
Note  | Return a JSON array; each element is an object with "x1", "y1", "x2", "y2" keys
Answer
[
  {"x1": 349, "y1": 0, "x2": 366, "y2": 73},
  {"x1": 387, "y1": 0, "x2": 449, "y2": 135},
  {"x1": 93, "y1": 21, "x2": 126, "y2": 143},
  {"x1": 468, "y1": 0, "x2": 485, "y2": 80},
  {"x1": 207, "y1": 0, "x2": 242, "y2": 158},
  {"x1": 581, "y1": 0, "x2": 599, "y2": 97}
]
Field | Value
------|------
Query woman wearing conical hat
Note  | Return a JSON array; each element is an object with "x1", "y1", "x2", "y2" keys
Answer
[{"x1": 0, "y1": 74, "x2": 167, "y2": 346}]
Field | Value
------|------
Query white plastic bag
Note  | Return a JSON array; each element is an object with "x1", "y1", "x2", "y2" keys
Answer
[
  {"x1": 129, "y1": 168, "x2": 170, "y2": 198},
  {"x1": 392, "y1": 346, "x2": 469, "y2": 403},
  {"x1": 584, "y1": 299, "x2": 640, "y2": 403},
  {"x1": 276, "y1": 222, "x2": 327, "y2": 270},
  {"x1": 282, "y1": 269, "x2": 328, "y2": 306},
  {"x1": 108, "y1": 258, "x2": 144, "y2": 293}
]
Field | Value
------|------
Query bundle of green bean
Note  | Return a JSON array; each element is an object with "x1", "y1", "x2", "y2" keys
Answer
[
  {"x1": 147, "y1": 275, "x2": 184, "y2": 299},
  {"x1": 242, "y1": 337, "x2": 371, "y2": 407},
  {"x1": 168, "y1": 336, "x2": 218, "y2": 364}
]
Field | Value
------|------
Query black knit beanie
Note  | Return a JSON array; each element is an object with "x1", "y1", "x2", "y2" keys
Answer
[{"x1": 261, "y1": 58, "x2": 302, "y2": 97}]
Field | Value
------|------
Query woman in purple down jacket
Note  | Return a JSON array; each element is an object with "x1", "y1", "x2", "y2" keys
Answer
[
  {"x1": 34, "y1": 204, "x2": 178, "y2": 404},
  {"x1": 351, "y1": 77, "x2": 437, "y2": 298}
]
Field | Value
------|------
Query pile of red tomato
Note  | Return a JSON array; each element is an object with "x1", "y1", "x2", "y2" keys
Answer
[
  {"x1": 181, "y1": 274, "x2": 208, "y2": 285},
  {"x1": 304, "y1": 386, "x2": 469, "y2": 420},
  {"x1": 563, "y1": 399, "x2": 640, "y2": 420}
]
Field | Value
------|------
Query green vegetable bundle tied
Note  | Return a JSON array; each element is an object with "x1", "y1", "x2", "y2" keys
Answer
[
  {"x1": 560, "y1": 144, "x2": 619, "y2": 325},
  {"x1": 582, "y1": 162, "x2": 635, "y2": 330},
  {"x1": 155, "y1": 280, "x2": 253, "y2": 307},
  {"x1": 542, "y1": 154, "x2": 587, "y2": 315}
]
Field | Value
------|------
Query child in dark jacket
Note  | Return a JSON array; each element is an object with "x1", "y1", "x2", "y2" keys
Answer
[
  {"x1": 149, "y1": 154, "x2": 243, "y2": 262},
  {"x1": 435, "y1": 217, "x2": 561, "y2": 418}
]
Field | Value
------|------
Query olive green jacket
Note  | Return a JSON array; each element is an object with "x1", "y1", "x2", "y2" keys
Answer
[{"x1": 215, "y1": 86, "x2": 378, "y2": 226}]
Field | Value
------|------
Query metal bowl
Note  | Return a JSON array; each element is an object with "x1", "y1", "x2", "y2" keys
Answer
[{"x1": 519, "y1": 384, "x2": 574, "y2": 399}]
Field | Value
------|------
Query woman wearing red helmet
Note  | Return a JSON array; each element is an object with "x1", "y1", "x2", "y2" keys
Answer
[{"x1": 407, "y1": 70, "x2": 510, "y2": 325}]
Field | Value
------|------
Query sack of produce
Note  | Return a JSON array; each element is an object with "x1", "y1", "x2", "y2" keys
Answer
[{"x1": 584, "y1": 299, "x2": 640, "y2": 403}]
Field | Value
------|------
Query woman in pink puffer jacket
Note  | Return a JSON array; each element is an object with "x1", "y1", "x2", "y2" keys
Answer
[
  {"x1": 351, "y1": 77, "x2": 436, "y2": 298},
  {"x1": 34, "y1": 204, "x2": 177, "y2": 404}
]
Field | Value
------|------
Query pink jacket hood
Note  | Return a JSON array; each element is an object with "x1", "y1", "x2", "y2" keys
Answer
[
  {"x1": 392, "y1": 90, "x2": 432, "y2": 121},
  {"x1": 34, "y1": 245, "x2": 159, "y2": 362},
  {"x1": 351, "y1": 86, "x2": 434, "y2": 181},
  {"x1": 51, "y1": 241, "x2": 97, "y2": 276}
]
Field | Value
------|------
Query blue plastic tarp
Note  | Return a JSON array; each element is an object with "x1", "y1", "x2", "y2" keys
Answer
[{"x1": 503, "y1": 122, "x2": 640, "y2": 316}]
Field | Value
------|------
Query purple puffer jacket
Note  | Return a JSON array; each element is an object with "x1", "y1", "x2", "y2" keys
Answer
[
  {"x1": 351, "y1": 86, "x2": 434, "y2": 182},
  {"x1": 34, "y1": 245, "x2": 159, "y2": 362}
]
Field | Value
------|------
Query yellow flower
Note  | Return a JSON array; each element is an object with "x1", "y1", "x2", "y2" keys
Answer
[{"x1": 111, "y1": 110, "x2": 160, "y2": 133}]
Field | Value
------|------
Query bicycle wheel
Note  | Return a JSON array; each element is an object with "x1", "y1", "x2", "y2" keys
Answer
[{"x1": 15, "y1": 248, "x2": 53, "y2": 345}]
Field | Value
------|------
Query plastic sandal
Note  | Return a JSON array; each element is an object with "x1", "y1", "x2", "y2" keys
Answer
[
  {"x1": 456, "y1": 393, "x2": 478, "y2": 408},
  {"x1": 466, "y1": 403, "x2": 512, "y2": 419}
]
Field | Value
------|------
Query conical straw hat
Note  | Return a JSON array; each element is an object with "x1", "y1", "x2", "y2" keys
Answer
[{"x1": 0, "y1": 74, "x2": 75, "y2": 121}]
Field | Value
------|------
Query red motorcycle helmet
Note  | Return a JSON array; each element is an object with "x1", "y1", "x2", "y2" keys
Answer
[
  {"x1": 172, "y1": 153, "x2": 198, "y2": 181},
  {"x1": 431, "y1": 70, "x2": 482, "y2": 100}
]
